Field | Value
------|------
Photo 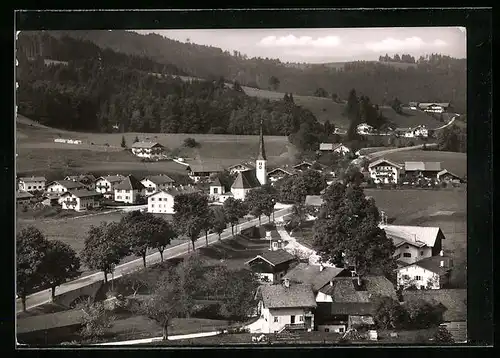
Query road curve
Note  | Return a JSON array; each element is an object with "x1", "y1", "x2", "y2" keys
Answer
[
  {"x1": 16, "y1": 206, "x2": 292, "y2": 313},
  {"x1": 366, "y1": 143, "x2": 437, "y2": 160}
]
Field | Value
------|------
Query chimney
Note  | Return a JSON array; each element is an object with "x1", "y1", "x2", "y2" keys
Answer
[
  {"x1": 439, "y1": 250, "x2": 444, "y2": 257},
  {"x1": 440, "y1": 260, "x2": 444, "y2": 268}
]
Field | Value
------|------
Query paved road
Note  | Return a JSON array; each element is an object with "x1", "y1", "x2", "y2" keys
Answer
[
  {"x1": 366, "y1": 143, "x2": 437, "y2": 160},
  {"x1": 434, "y1": 116, "x2": 457, "y2": 130},
  {"x1": 16, "y1": 206, "x2": 292, "y2": 313}
]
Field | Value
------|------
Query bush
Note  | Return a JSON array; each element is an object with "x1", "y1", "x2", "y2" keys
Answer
[
  {"x1": 433, "y1": 326, "x2": 455, "y2": 343},
  {"x1": 184, "y1": 137, "x2": 199, "y2": 148}
]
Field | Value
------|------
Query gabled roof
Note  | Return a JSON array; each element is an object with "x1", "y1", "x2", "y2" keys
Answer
[
  {"x1": 404, "y1": 161, "x2": 442, "y2": 171},
  {"x1": 131, "y1": 141, "x2": 164, "y2": 149},
  {"x1": 381, "y1": 225, "x2": 443, "y2": 248},
  {"x1": 402, "y1": 289, "x2": 466, "y2": 322},
  {"x1": 333, "y1": 143, "x2": 350, "y2": 152},
  {"x1": 293, "y1": 161, "x2": 313, "y2": 169},
  {"x1": 149, "y1": 186, "x2": 198, "y2": 198},
  {"x1": 231, "y1": 169, "x2": 261, "y2": 189},
  {"x1": 62, "y1": 189, "x2": 102, "y2": 198},
  {"x1": 187, "y1": 163, "x2": 224, "y2": 173},
  {"x1": 19, "y1": 176, "x2": 46, "y2": 182},
  {"x1": 47, "y1": 180, "x2": 86, "y2": 190},
  {"x1": 114, "y1": 175, "x2": 145, "y2": 191},
  {"x1": 210, "y1": 178, "x2": 223, "y2": 187},
  {"x1": 228, "y1": 162, "x2": 255, "y2": 170},
  {"x1": 246, "y1": 249, "x2": 295, "y2": 267},
  {"x1": 142, "y1": 175, "x2": 175, "y2": 185},
  {"x1": 402, "y1": 255, "x2": 454, "y2": 275},
  {"x1": 65, "y1": 174, "x2": 96, "y2": 183},
  {"x1": 437, "y1": 169, "x2": 462, "y2": 180},
  {"x1": 318, "y1": 276, "x2": 397, "y2": 302},
  {"x1": 17, "y1": 309, "x2": 84, "y2": 334},
  {"x1": 369, "y1": 158, "x2": 403, "y2": 169},
  {"x1": 257, "y1": 283, "x2": 317, "y2": 309},
  {"x1": 283, "y1": 263, "x2": 347, "y2": 291},
  {"x1": 304, "y1": 195, "x2": 324, "y2": 207},
  {"x1": 268, "y1": 167, "x2": 294, "y2": 176},
  {"x1": 98, "y1": 175, "x2": 126, "y2": 184},
  {"x1": 17, "y1": 191, "x2": 34, "y2": 199}
]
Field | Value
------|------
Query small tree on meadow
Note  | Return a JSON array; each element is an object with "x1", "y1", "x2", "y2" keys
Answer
[
  {"x1": 133, "y1": 136, "x2": 139, "y2": 143},
  {"x1": 79, "y1": 300, "x2": 115, "y2": 341},
  {"x1": 120, "y1": 135, "x2": 127, "y2": 148}
]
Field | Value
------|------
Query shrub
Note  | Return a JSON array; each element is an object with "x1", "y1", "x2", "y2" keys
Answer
[
  {"x1": 433, "y1": 326, "x2": 455, "y2": 343},
  {"x1": 184, "y1": 138, "x2": 199, "y2": 148}
]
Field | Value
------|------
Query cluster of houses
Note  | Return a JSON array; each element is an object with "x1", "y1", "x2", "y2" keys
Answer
[
  {"x1": 408, "y1": 102, "x2": 452, "y2": 114},
  {"x1": 356, "y1": 123, "x2": 430, "y2": 138}
]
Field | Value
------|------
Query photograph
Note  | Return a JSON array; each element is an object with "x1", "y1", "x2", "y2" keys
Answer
[{"x1": 15, "y1": 19, "x2": 471, "y2": 347}]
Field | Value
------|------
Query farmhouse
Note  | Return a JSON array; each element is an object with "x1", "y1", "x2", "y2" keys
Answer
[
  {"x1": 16, "y1": 190, "x2": 34, "y2": 204},
  {"x1": 403, "y1": 289, "x2": 467, "y2": 342},
  {"x1": 95, "y1": 175, "x2": 126, "y2": 199},
  {"x1": 147, "y1": 185, "x2": 198, "y2": 214},
  {"x1": 418, "y1": 102, "x2": 451, "y2": 113},
  {"x1": 267, "y1": 167, "x2": 295, "y2": 183},
  {"x1": 397, "y1": 251, "x2": 453, "y2": 290},
  {"x1": 187, "y1": 163, "x2": 224, "y2": 183},
  {"x1": 114, "y1": 175, "x2": 145, "y2": 204},
  {"x1": 381, "y1": 225, "x2": 446, "y2": 266},
  {"x1": 404, "y1": 161, "x2": 442, "y2": 181},
  {"x1": 227, "y1": 162, "x2": 255, "y2": 175},
  {"x1": 141, "y1": 175, "x2": 175, "y2": 196},
  {"x1": 319, "y1": 143, "x2": 351, "y2": 155},
  {"x1": 406, "y1": 125, "x2": 429, "y2": 138},
  {"x1": 45, "y1": 180, "x2": 86, "y2": 195},
  {"x1": 208, "y1": 177, "x2": 231, "y2": 203},
  {"x1": 368, "y1": 159, "x2": 403, "y2": 184},
  {"x1": 255, "y1": 280, "x2": 316, "y2": 334},
  {"x1": 18, "y1": 176, "x2": 46, "y2": 192},
  {"x1": 246, "y1": 247, "x2": 297, "y2": 284},
  {"x1": 60, "y1": 190, "x2": 102, "y2": 211},
  {"x1": 64, "y1": 174, "x2": 97, "y2": 189},
  {"x1": 437, "y1": 169, "x2": 464, "y2": 184},
  {"x1": 131, "y1": 141, "x2": 165, "y2": 159},
  {"x1": 293, "y1": 162, "x2": 313, "y2": 172}
]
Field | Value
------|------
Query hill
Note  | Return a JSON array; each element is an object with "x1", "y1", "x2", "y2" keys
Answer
[{"x1": 46, "y1": 30, "x2": 466, "y2": 113}]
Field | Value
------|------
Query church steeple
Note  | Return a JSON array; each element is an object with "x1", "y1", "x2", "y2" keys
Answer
[
  {"x1": 257, "y1": 119, "x2": 267, "y2": 161},
  {"x1": 256, "y1": 119, "x2": 267, "y2": 186}
]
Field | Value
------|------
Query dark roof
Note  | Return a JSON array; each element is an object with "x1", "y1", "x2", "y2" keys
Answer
[
  {"x1": 62, "y1": 189, "x2": 101, "y2": 198},
  {"x1": 369, "y1": 158, "x2": 403, "y2": 169},
  {"x1": 403, "y1": 289, "x2": 466, "y2": 322},
  {"x1": 188, "y1": 163, "x2": 224, "y2": 173},
  {"x1": 17, "y1": 191, "x2": 34, "y2": 199},
  {"x1": 210, "y1": 178, "x2": 223, "y2": 187},
  {"x1": 149, "y1": 186, "x2": 199, "y2": 198},
  {"x1": 247, "y1": 249, "x2": 295, "y2": 267},
  {"x1": 228, "y1": 162, "x2": 255, "y2": 170},
  {"x1": 404, "y1": 161, "x2": 442, "y2": 172},
  {"x1": 231, "y1": 169, "x2": 261, "y2": 189},
  {"x1": 257, "y1": 120, "x2": 267, "y2": 160},
  {"x1": 317, "y1": 301, "x2": 376, "y2": 316},
  {"x1": 17, "y1": 309, "x2": 84, "y2": 334},
  {"x1": 293, "y1": 161, "x2": 313, "y2": 169},
  {"x1": 407, "y1": 255, "x2": 454, "y2": 275},
  {"x1": 65, "y1": 174, "x2": 97, "y2": 183},
  {"x1": 19, "y1": 176, "x2": 46, "y2": 182},
  {"x1": 258, "y1": 283, "x2": 316, "y2": 309},
  {"x1": 47, "y1": 180, "x2": 85, "y2": 190},
  {"x1": 319, "y1": 276, "x2": 397, "y2": 301},
  {"x1": 143, "y1": 175, "x2": 175, "y2": 185},
  {"x1": 268, "y1": 167, "x2": 294, "y2": 176},
  {"x1": 283, "y1": 263, "x2": 347, "y2": 291},
  {"x1": 131, "y1": 141, "x2": 164, "y2": 149},
  {"x1": 114, "y1": 175, "x2": 145, "y2": 190},
  {"x1": 100, "y1": 175, "x2": 126, "y2": 183}
]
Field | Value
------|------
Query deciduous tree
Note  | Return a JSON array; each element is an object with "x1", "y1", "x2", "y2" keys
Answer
[
  {"x1": 79, "y1": 300, "x2": 115, "y2": 341},
  {"x1": 211, "y1": 207, "x2": 227, "y2": 241},
  {"x1": 173, "y1": 192, "x2": 210, "y2": 250},
  {"x1": 223, "y1": 197, "x2": 246, "y2": 236}
]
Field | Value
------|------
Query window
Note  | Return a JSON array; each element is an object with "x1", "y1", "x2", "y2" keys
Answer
[
  {"x1": 299, "y1": 316, "x2": 304, "y2": 322},
  {"x1": 152, "y1": 204, "x2": 155, "y2": 208},
  {"x1": 403, "y1": 253, "x2": 412, "y2": 258},
  {"x1": 324, "y1": 328, "x2": 330, "y2": 332},
  {"x1": 420, "y1": 251, "x2": 424, "y2": 256},
  {"x1": 213, "y1": 187, "x2": 218, "y2": 194},
  {"x1": 415, "y1": 276, "x2": 422, "y2": 281},
  {"x1": 159, "y1": 198, "x2": 162, "y2": 201},
  {"x1": 151, "y1": 198, "x2": 155, "y2": 201},
  {"x1": 405, "y1": 245, "x2": 409, "y2": 249},
  {"x1": 402, "y1": 275, "x2": 410, "y2": 280},
  {"x1": 117, "y1": 196, "x2": 121, "y2": 199},
  {"x1": 28, "y1": 186, "x2": 31, "y2": 189},
  {"x1": 126, "y1": 196, "x2": 129, "y2": 200},
  {"x1": 274, "y1": 317, "x2": 279, "y2": 323},
  {"x1": 420, "y1": 286, "x2": 425, "y2": 290},
  {"x1": 339, "y1": 328, "x2": 345, "y2": 333}
]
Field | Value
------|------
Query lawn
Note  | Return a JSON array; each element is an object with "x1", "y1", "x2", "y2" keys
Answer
[{"x1": 382, "y1": 150, "x2": 467, "y2": 178}]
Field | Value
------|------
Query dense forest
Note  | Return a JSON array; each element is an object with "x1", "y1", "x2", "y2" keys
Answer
[
  {"x1": 16, "y1": 33, "x2": 323, "y2": 137},
  {"x1": 41, "y1": 30, "x2": 466, "y2": 113}
]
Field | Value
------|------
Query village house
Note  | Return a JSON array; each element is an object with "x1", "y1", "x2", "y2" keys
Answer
[
  {"x1": 41, "y1": 193, "x2": 60, "y2": 207},
  {"x1": 315, "y1": 276, "x2": 397, "y2": 333},
  {"x1": 293, "y1": 161, "x2": 313, "y2": 172},
  {"x1": 406, "y1": 125, "x2": 429, "y2": 138},
  {"x1": 227, "y1": 162, "x2": 255, "y2": 175},
  {"x1": 437, "y1": 169, "x2": 464, "y2": 184},
  {"x1": 380, "y1": 224, "x2": 446, "y2": 266},
  {"x1": 131, "y1": 141, "x2": 165, "y2": 159},
  {"x1": 95, "y1": 175, "x2": 126, "y2": 199},
  {"x1": 255, "y1": 280, "x2": 316, "y2": 334},
  {"x1": 45, "y1": 180, "x2": 86, "y2": 195},
  {"x1": 140, "y1": 175, "x2": 175, "y2": 196},
  {"x1": 64, "y1": 174, "x2": 97, "y2": 190},
  {"x1": 208, "y1": 177, "x2": 230, "y2": 203},
  {"x1": 267, "y1": 167, "x2": 296, "y2": 183},
  {"x1": 403, "y1": 289, "x2": 467, "y2": 342},
  {"x1": 397, "y1": 250, "x2": 453, "y2": 290},
  {"x1": 356, "y1": 123, "x2": 374, "y2": 135},
  {"x1": 16, "y1": 190, "x2": 34, "y2": 204},
  {"x1": 186, "y1": 163, "x2": 225, "y2": 183},
  {"x1": 403, "y1": 161, "x2": 442, "y2": 182},
  {"x1": 319, "y1": 143, "x2": 351, "y2": 155},
  {"x1": 59, "y1": 190, "x2": 102, "y2": 212},
  {"x1": 18, "y1": 176, "x2": 46, "y2": 192},
  {"x1": 114, "y1": 175, "x2": 145, "y2": 204},
  {"x1": 368, "y1": 159, "x2": 403, "y2": 184},
  {"x1": 231, "y1": 170, "x2": 263, "y2": 201},
  {"x1": 283, "y1": 263, "x2": 349, "y2": 294},
  {"x1": 246, "y1": 244, "x2": 297, "y2": 283},
  {"x1": 418, "y1": 103, "x2": 451, "y2": 113},
  {"x1": 147, "y1": 185, "x2": 198, "y2": 214}
]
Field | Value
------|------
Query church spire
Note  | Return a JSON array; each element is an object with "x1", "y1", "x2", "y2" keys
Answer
[{"x1": 257, "y1": 119, "x2": 267, "y2": 160}]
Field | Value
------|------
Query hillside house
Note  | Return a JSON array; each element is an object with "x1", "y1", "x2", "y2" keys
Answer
[
  {"x1": 45, "y1": 180, "x2": 86, "y2": 195},
  {"x1": 131, "y1": 141, "x2": 165, "y2": 159},
  {"x1": 403, "y1": 289, "x2": 467, "y2": 342},
  {"x1": 231, "y1": 169, "x2": 262, "y2": 201},
  {"x1": 437, "y1": 169, "x2": 464, "y2": 184},
  {"x1": 267, "y1": 167, "x2": 296, "y2": 183},
  {"x1": 404, "y1": 161, "x2": 442, "y2": 182},
  {"x1": 64, "y1": 174, "x2": 97, "y2": 190},
  {"x1": 315, "y1": 276, "x2": 397, "y2": 333},
  {"x1": 16, "y1": 191, "x2": 34, "y2": 204},
  {"x1": 418, "y1": 103, "x2": 451, "y2": 113},
  {"x1": 368, "y1": 159, "x2": 403, "y2": 184},
  {"x1": 18, "y1": 176, "x2": 46, "y2": 192},
  {"x1": 95, "y1": 175, "x2": 126, "y2": 199},
  {"x1": 397, "y1": 251, "x2": 453, "y2": 290},
  {"x1": 147, "y1": 185, "x2": 198, "y2": 214},
  {"x1": 186, "y1": 163, "x2": 224, "y2": 183},
  {"x1": 60, "y1": 190, "x2": 102, "y2": 211},
  {"x1": 227, "y1": 162, "x2": 255, "y2": 175},
  {"x1": 255, "y1": 281, "x2": 316, "y2": 334},
  {"x1": 141, "y1": 175, "x2": 175, "y2": 196},
  {"x1": 381, "y1": 225, "x2": 445, "y2": 266},
  {"x1": 293, "y1": 162, "x2": 313, "y2": 172},
  {"x1": 114, "y1": 175, "x2": 145, "y2": 204},
  {"x1": 246, "y1": 246, "x2": 297, "y2": 283}
]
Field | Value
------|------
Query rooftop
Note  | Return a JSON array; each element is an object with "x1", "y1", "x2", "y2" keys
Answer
[
  {"x1": 318, "y1": 276, "x2": 397, "y2": 302},
  {"x1": 62, "y1": 189, "x2": 101, "y2": 198},
  {"x1": 402, "y1": 289, "x2": 466, "y2": 322},
  {"x1": 16, "y1": 191, "x2": 34, "y2": 199},
  {"x1": 405, "y1": 255, "x2": 454, "y2": 275},
  {"x1": 150, "y1": 186, "x2": 198, "y2": 198},
  {"x1": 114, "y1": 175, "x2": 145, "y2": 191},
  {"x1": 258, "y1": 283, "x2": 317, "y2": 309},
  {"x1": 210, "y1": 178, "x2": 223, "y2": 187},
  {"x1": 381, "y1": 225, "x2": 443, "y2": 248},
  {"x1": 304, "y1": 195, "x2": 323, "y2": 207},
  {"x1": 142, "y1": 175, "x2": 175, "y2": 185},
  {"x1": 100, "y1": 175, "x2": 126, "y2": 183},
  {"x1": 188, "y1": 163, "x2": 224, "y2": 173},
  {"x1": 283, "y1": 263, "x2": 347, "y2": 291},
  {"x1": 48, "y1": 180, "x2": 86, "y2": 190},
  {"x1": 369, "y1": 159, "x2": 403, "y2": 169},
  {"x1": 19, "y1": 176, "x2": 46, "y2": 182},
  {"x1": 231, "y1": 169, "x2": 261, "y2": 189},
  {"x1": 131, "y1": 141, "x2": 164, "y2": 149},
  {"x1": 247, "y1": 249, "x2": 296, "y2": 267},
  {"x1": 404, "y1": 161, "x2": 442, "y2": 172},
  {"x1": 268, "y1": 167, "x2": 295, "y2": 176}
]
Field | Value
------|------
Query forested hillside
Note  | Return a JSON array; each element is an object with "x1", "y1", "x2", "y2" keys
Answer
[
  {"x1": 16, "y1": 33, "x2": 323, "y2": 137},
  {"x1": 45, "y1": 30, "x2": 466, "y2": 113}
]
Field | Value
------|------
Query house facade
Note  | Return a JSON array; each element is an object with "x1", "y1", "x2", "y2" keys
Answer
[
  {"x1": 187, "y1": 163, "x2": 224, "y2": 183},
  {"x1": 60, "y1": 190, "x2": 101, "y2": 211},
  {"x1": 231, "y1": 169, "x2": 262, "y2": 201},
  {"x1": 397, "y1": 253, "x2": 453, "y2": 290},
  {"x1": 437, "y1": 169, "x2": 463, "y2": 184},
  {"x1": 404, "y1": 161, "x2": 442, "y2": 182},
  {"x1": 209, "y1": 178, "x2": 225, "y2": 201},
  {"x1": 267, "y1": 168, "x2": 295, "y2": 183},
  {"x1": 64, "y1": 175, "x2": 97, "y2": 190},
  {"x1": 131, "y1": 141, "x2": 165, "y2": 159},
  {"x1": 95, "y1": 175, "x2": 126, "y2": 199},
  {"x1": 368, "y1": 159, "x2": 403, "y2": 184},
  {"x1": 246, "y1": 247, "x2": 297, "y2": 283},
  {"x1": 147, "y1": 186, "x2": 198, "y2": 214},
  {"x1": 114, "y1": 175, "x2": 145, "y2": 204},
  {"x1": 18, "y1": 176, "x2": 46, "y2": 192},
  {"x1": 45, "y1": 180, "x2": 86, "y2": 195},
  {"x1": 140, "y1": 175, "x2": 175, "y2": 196}
]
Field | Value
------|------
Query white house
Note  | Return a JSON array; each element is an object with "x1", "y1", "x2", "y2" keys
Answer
[
  {"x1": 147, "y1": 185, "x2": 198, "y2": 214},
  {"x1": 332, "y1": 143, "x2": 351, "y2": 155},
  {"x1": 45, "y1": 180, "x2": 86, "y2": 195},
  {"x1": 397, "y1": 251, "x2": 453, "y2": 290},
  {"x1": 95, "y1": 175, "x2": 126, "y2": 199},
  {"x1": 227, "y1": 162, "x2": 255, "y2": 175},
  {"x1": 368, "y1": 159, "x2": 403, "y2": 184},
  {"x1": 254, "y1": 280, "x2": 316, "y2": 334},
  {"x1": 412, "y1": 125, "x2": 429, "y2": 138},
  {"x1": 356, "y1": 123, "x2": 374, "y2": 135},
  {"x1": 381, "y1": 225, "x2": 446, "y2": 266},
  {"x1": 18, "y1": 176, "x2": 46, "y2": 192},
  {"x1": 208, "y1": 178, "x2": 225, "y2": 201},
  {"x1": 140, "y1": 175, "x2": 175, "y2": 196},
  {"x1": 437, "y1": 169, "x2": 464, "y2": 184},
  {"x1": 113, "y1": 175, "x2": 145, "y2": 204},
  {"x1": 59, "y1": 190, "x2": 101, "y2": 212},
  {"x1": 231, "y1": 169, "x2": 262, "y2": 201},
  {"x1": 131, "y1": 141, "x2": 165, "y2": 159}
]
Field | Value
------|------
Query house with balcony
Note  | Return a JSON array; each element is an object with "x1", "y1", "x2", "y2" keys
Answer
[
  {"x1": 140, "y1": 175, "x2": 175, "y2": 196},
  {"x1": 246, "y1": 245, "x2": 297, "y2": 284},
  {"x1": 95, "y1": 175, "x2": 126, "y2": 199},
  {"x1": 45, "y1": 180, "x2": 86, "y2": 196},
  {"x1": 60, "y1": 190, "x2": 102, "y2": 212},
  {"x1": 381, "y1": 224, "x2": 446, "y2": 266},
  {"x1": 186, "y1": 163, "x2": 225, "y2": 183},
  {"x1": 18, "y1": 176, "x2": 46, "y2": 192},
  {"x1": 397, "y1": 251, "x2": 454, "y2": 290},
  {"x1": 131, "y1": 141, "x2": 165, "y2": 159},
  {"x1": 254, "y1": 280, "x2": 316, "y2": 334},
  {"x1": 368, "y1": 159, "x2": 403, "y2": 184},
  {"x1": 113, "y1": 175, "x2": 145, "y2": 204},
  {"x1": 147, "y1": 185, "x2": 198, "y2": 214}
]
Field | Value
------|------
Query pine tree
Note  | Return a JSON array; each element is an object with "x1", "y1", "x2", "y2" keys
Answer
[{"x1": 120, "y1": 135, "x2": 127, "y2": 148}]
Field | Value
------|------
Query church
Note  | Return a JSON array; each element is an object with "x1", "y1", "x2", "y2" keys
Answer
[{"x1": 230, "y1": 121, "x2": 268, "y2": 200}]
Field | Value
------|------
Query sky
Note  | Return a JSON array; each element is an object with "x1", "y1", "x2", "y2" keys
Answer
[{"x1": 135, "y1": 27, "x2": 466, "y2": 64}]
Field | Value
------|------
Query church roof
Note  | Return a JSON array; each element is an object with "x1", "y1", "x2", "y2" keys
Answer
[{"x1": 231, "y1": 169, "x2": 261, "y2": 189}]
